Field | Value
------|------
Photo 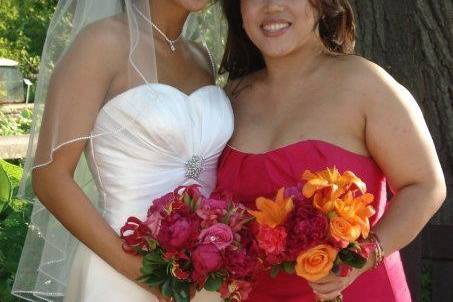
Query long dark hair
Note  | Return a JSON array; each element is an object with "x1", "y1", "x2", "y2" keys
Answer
[{"x1": 220, "y1": 0, "x2": 356, "y2": 80}]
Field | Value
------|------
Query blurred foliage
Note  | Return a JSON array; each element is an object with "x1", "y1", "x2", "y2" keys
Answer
[
  {"x1": 0, "y1": 0, "x2": 58, "y2": 84},
  {"x1": 0, "y1": 108, "x2": 33, "y2": 136},
  {"x1": 0, "y1": 159, "x2": 32, "y2": 302},
  {"x1": 185, "y1": 2, "x2": 228, "y2": 85}
]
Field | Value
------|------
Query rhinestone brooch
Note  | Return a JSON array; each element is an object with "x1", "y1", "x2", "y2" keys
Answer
[{"x1": 185, "y1": 155, "x2": 204, "y2": 180}]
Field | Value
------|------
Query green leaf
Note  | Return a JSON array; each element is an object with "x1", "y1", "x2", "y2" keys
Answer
[
  {"x1": 173, "y1": 291, "x2": 190, "y2": 302},
  {"x1": 204, "y1": 274, "x2": 223, "y2": 291},
  {"x1": 348, "y1": 241, "x2": 360, "y2": 250},
  {"x1": 282, "y1": 261, "x2": 295, "y2": 274},
  {"x1": 0, "y1": 159, "x2": 23, "y2": 185},
  {"x1": 144, "y1": 273, "x2": 167, "y2": 287},
  {"x1": 147, "y1": 239, "x2": 158, "y2": 251},
  {"x1": 183, "y1": 194, "x2": 192, "y2": 208},
  {"x1": 144, "y1": 251, "x2": 166, "y2": 265},
  {"x1": 141, "y1": 262, "x2": 158, "y2": 275},
  {"x1": 270, "y1": 265, "x2": 281, "y2": 278},
  {"x1": 171, "y1": 278, "x2": 191, "y2": 302},
  {"x1": 338, "y1": 249, "x2": 367, "y2": 269},
  {"x1": 0, "y1": 165, "x2": 12, "y2": 213},
  {"x1": 161, "y1": 279, "x2": 172, "y2": 297}
]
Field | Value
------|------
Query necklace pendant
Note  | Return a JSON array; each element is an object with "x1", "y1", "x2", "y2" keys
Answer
[{"x1": 170, "y1": 43, "x2": 176, "y2": 52}]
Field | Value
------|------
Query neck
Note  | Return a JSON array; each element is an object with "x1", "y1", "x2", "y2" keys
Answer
[
  {"x1": 262, "y1": 39, "x2": 326, "y2": 85},
  {"x1": 150, "y1": 0, "x2": 189, "y2": 40}
]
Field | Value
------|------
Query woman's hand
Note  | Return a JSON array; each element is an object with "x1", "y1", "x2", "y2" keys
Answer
[
  {"x1": 115, "y1": 251, "x2": 172, "y2": 301},
  {"x1": 308, "y1": 256, "x2": 374, "y2": 301},
  {"x1": 116, "y1": 251, "x2": 197, "y2": 302}
]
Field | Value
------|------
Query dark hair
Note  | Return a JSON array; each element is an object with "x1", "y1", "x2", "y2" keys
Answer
[{"x1": 220, "y1": 0, "x2": 356, "y2": 80}]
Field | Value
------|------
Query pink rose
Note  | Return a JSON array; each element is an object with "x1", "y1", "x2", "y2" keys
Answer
[
  {"x1": 144, "y1": 211, "x2": 162, "y2": 238},
  {"x1": 198, "y1": 223, "x2": 234, "y2": 250},
  {"x1": 256, "y1": 225, "x2": 287, "y2": 255},
  {"x1": 191, "y1": 243, "x2": 223, "y2": 275}
]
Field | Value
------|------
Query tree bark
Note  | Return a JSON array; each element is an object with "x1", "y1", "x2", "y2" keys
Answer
[{"x1": 349, "y1": 1, "x2": 453, "y2": 300}]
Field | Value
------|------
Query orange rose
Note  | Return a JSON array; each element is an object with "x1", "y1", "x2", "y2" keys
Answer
[
  {"x1": 295, "y1": 244, "x2": 338, "y2": 282},
  {"x1": 330, "y1": 216, "x2": 361, "y2": 243}
]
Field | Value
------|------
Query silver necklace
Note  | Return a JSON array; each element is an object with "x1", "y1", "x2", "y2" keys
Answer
[{"x1": 134, "y1": 5, "x2": 183, "y2": 52}]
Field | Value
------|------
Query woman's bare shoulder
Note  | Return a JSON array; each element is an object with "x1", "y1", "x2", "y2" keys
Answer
[
  {"x1": 225, "y1": 71, "x2": 261, "y2": 101},
  {"x1": 77, "y1": 15, "x2": 129, "y2": 52},
  {"x1": 333, "y1": 55, "x2": 417, "y2": 112}
]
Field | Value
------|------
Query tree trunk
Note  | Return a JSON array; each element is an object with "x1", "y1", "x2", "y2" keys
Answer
[{"x1": 349, "y1": 1, "x2": 453, "y2": 301}]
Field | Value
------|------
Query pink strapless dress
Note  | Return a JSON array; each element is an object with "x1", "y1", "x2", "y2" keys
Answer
[{"x1": 214, "y1": 139, "x2": 412, "y2": 302}]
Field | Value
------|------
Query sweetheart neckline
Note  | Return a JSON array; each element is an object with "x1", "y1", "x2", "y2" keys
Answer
[
  {"x1": 102, "y1": 83, "x2": 222, "y2": 111},
  {"x1": 226, "y1": 139, "x2": 374, "y2": 161}
]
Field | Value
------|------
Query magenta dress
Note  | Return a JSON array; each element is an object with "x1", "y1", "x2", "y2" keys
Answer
[{"x1": 214, "y1": 139, "x2": 412, "y2": 302}]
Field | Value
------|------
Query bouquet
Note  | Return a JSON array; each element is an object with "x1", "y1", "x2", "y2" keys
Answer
[
  {"x1": 120, "y1": 185, "x2": 259, "y2": 302},
  {"x1": 249, "y1": 167, "x2": 377, "y2": 293}
]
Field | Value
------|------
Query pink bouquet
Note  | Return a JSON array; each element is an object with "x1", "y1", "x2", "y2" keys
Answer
[{"x1": 120, "y1": 185, "x2": 259, "y2": 302}]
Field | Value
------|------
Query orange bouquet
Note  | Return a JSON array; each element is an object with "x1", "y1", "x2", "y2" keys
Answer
[{"x1": 249, "y1": 167, "x2": 377, "y2": 283}]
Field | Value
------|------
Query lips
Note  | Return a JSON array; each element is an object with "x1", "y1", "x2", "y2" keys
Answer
[{"x1": 260, "y1": 20, "x2": 292, "y2": 36}]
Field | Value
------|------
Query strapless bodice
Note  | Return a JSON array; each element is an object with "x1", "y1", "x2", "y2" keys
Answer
[{"x1": 84, "y1": 84, "x2": 234, "y2": 233}]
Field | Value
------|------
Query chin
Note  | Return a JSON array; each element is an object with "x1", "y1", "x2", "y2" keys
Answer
[
  {"x1": 257, "y1": 41, "x2": 298, "y2": 58},
  {"x1": 176, "y1": 0, "x2": 210, "y2": 12}
]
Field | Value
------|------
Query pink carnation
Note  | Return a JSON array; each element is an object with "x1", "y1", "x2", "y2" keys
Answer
[
  {"x1": 224, "y1": 247, "x2": 258, "y2": 278},
  {"x1": 256, "y1": 225, "x2": 287, "y2": 255},
  {"x1": 285, "y1": 198, "x2": 328, "y2": 259}
]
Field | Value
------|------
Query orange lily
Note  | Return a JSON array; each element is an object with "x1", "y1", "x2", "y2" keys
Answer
[
  {"x1": 335, "y1": 191, "x2": 375, "y2": 238},
  {"x1": 302, "y1": 168, "x2": 367, "y2": 200},
  {"x1": 313, "y1": 192, "x2": 336, "y2": 214},
  {"x1": 249, "y1": 188, "x2": 294, "y2": 228}
]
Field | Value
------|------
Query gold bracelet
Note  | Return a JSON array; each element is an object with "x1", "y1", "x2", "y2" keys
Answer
[
  {"x1": 316, "y1": 294, "x2": 343, "y2": 302},
  {"x1": 368, "y1": 232, "x2": 384, "y2": 269}
]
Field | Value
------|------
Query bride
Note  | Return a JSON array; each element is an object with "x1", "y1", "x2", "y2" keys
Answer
[{"x1": 11, "y1": 0, "x2": 230, "y2": 301}]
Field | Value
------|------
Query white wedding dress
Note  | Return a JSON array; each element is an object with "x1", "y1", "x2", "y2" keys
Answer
[{"x1": 63, "y1": 83, "x2": 233, "y2": 301}]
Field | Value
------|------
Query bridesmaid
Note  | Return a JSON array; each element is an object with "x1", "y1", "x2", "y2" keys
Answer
[{"x1": 214, "y1": 0, "x2": 446, "y2": 301}]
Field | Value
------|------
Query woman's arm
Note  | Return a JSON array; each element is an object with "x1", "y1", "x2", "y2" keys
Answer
[
  {"x1": 364, "y1": 63, "x2": 446, "y2": 255},
  {"x1": 309, "y1": 58, "x2": 446, "y2": 300},
  {"x1": 31, "y1": 20, "x2": 168, "y2": 301}
]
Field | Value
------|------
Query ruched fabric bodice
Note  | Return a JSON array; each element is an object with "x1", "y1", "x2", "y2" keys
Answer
[
  {"x1": 85, "y1": 83, "x2": 234, "y2": 233},
  {"x1": 64, "y1": 84, "x2": 232, "y2": 302},
  {"x1": 214, "y1": 139, "x2": 412, "y2": 302}
]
